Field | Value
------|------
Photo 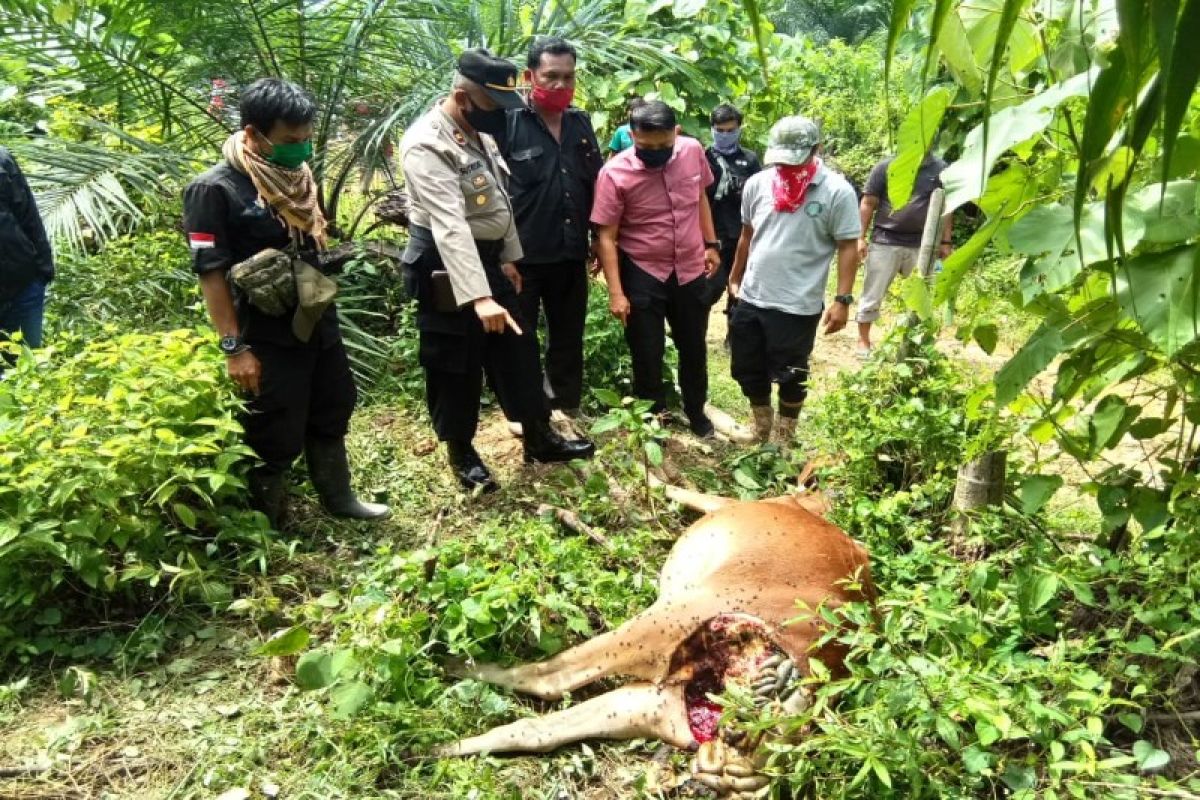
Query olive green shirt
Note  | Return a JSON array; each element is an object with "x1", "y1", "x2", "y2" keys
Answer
[{"x1": 400, "y1": 104, "x2": 522, "y2": 306}]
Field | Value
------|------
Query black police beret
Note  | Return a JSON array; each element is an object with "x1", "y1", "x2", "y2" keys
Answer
[{"x1": 457, "y1": 48, "x2": 523, "y2": 110}]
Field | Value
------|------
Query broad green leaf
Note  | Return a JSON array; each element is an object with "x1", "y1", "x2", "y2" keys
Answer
[
  {"x1": 1130, "y1": 180, "x2": 1200, "y2": 243},
  {"x1": 256, "y1": 625, "x2": 311, "y2": 657},
  {"x1": 1002, "y1": 764, "x2": 1036, "y2": 791},
  {"x1": 963, "y1": 746, "x2": 991, "y2": 774},
  {"x1": 330, "y1": 680, "x2": 373, "y2": 718},
  {"x1": 1115, "y1": 244, "x2": 1200, "y2": 357},
  {"x1": 296, "y1": 648, "x2": 355, "y2": 692},
  {"x1": 1010, "y1": 202, "x2": 1146, "y2": 302},
  {"x1": 973, "y1": 323, "x2": 999, "y2": 354},
  {"x1": 1118, "y1": 713, "x2": 1144, "y2": 733},
  {"x1": 923, "y1": 0, "x2": 956, "y2": 82},
  {"x1": 885, "y1": 0, "x2": 919, "y2": 98},
  {"x1": 1162, "y1": 0, "x2": 1200, "y2": 184},
  {"x1": 943, "y1": 69, "x2": 1098, "y2": 210},
  {"x1": 981, "y1": 0, "x2": 1031, "y2": 184},
  {"x1": 671, "y1": 0, "x2": 704, "y2": 18},
  {"x1": 1019, "y1": 571, "x2": 1059, "y2": 615},
  {"x1": 995, "y1": 322, "x2": 1064, "y2": 406},
  {"x1": 900, "y1": 272, "x2": 933, "y2": 319},
  {"x1": 1089, "y1": 395, "x2": 1130, "y2": 451},
  {"x1": 888, "y1": 86, "x2": 954, "y2": 209},
  {"x1": 643, "y1": 440, "x2": 663, "y2": 467},
  {"x1": 1074, "y1": 45, "x2": 1142, "y2": 253},
  {"x1": 1018, "y1": 474, "x2": 1063, "y2": 515},
  {"x1": 172, "y1": 502, "x2": 197, "y2": 529},
  {"x1": 937, "y1": 10, "x2": 981, "y2": 96},
  {"x1": 935, "y1": 211, "x2": 1006, "y2": 305},
  {"x1": 1133, "y1": 739, "x2": 1171, "y2": 771}
]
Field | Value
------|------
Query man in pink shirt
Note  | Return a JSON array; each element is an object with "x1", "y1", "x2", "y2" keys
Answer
[{"x1": 591, "y1": 100, "x2": 721, "y2": 436}]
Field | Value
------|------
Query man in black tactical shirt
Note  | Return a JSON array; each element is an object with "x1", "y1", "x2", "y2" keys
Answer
[
  {"x1": 183, "y1": 77, "x2": 389, "y2": 528},
  {"x1": 495, "y1": 37, "x2": 605, "y2": 419}
]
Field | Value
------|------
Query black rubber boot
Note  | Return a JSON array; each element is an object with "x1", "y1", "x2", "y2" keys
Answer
[
  {"x1": 304, "y1": 436, "x2": 391, "y2": 520},
  {"x1": 248, "y1": 468, "x2": 287, "y2": 530},
  {"x1": 446, "y1": 440, "x2": 498, "y2": 493},
  {"x1": 523, "y1": 418, "x2": 595, "y2": 464}
]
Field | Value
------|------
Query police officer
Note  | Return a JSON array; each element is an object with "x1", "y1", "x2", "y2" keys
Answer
[
  {"x1": 183, "y1": 77, "x2": 389, "y2": 527},
  {"x1": 400, "y1": 49, "x2": 594, "y2": 493}
]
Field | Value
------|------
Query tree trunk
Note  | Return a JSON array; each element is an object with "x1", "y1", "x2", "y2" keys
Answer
[
  {"x1": 951, "y1": 450, "x2": 1007, "y2": 536},
  {"x1": 897, "y1": 187, "x2": 946, "y2": 361}
]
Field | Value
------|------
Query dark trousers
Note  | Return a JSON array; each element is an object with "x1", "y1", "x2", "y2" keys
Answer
[
  {"x1": 516, "y1": 260, "x2": 588, "y2": 410},
  {"x1": 621, "y1": 257, "x2": 709, "y2": 418},
  {"x1": 729, "y1": 301, "x2": 820, "y2": 413},
  {"x1": 243, "y1": 337, "x2": 357, "y2": 474},
  {"x1": 703, "y1": 241, "x2": 739, "y2": 312},
  {"x1": 403, "y1": 230, "x2": 548, "y2": 443}
]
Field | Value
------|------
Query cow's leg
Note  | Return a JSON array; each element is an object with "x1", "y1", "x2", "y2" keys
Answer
[
  {"x1": 648, "y1": 473, "x2": 736, "y2": 515},
  {"x1": 451, "y1": 601, "x2": 694, "y2": 700},
  {"x1": 437, "y1": 682, "x2": 691, "y2": 756}
]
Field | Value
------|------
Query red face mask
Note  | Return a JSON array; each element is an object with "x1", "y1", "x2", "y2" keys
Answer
[{"x1": 531, "y1": 84, "x2": 574, "y2": 113}]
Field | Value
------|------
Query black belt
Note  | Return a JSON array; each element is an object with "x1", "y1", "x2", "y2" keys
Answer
[{"x1": 406, "y1": 224, "x2": 504, "y2": 264}]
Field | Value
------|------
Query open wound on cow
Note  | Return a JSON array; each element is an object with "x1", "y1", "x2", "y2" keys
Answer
[{"x1": 673, "y1": 614, "x2": 778, "y2": 743}]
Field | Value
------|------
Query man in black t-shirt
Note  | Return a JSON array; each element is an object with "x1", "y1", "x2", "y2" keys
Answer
[
  {"x1": 0, "y1": 147, "x2": 54, "y2": 356},
  {"x1": 704, "y1": 104, "x2": 761, "y2": 332},
  {"x1": 182, "y1": 78, "x2": 389, "y2": 528},
  {"x1": 856, "y1": 153, "x2": 952, "y2": 355}
]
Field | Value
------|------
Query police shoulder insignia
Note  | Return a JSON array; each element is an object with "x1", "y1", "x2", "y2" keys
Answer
[
  {"x1": 472, "y1": 174, "x2": 488, "y2": 189},
  {"x1": 452, "y1": 129, "x2": 466, "y2": 146}
]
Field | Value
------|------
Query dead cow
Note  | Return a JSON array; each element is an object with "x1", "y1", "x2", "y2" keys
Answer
[{"x1": 439, "y1": 488, "x2": 874, "y2": 797}]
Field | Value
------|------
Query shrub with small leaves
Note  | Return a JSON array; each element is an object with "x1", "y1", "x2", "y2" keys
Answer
[{"x1": 0, "y1": 329, "x2": 269, "y2": 661}]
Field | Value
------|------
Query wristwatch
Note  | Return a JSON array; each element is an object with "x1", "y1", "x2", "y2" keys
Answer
[
  {"x1": 704, "y1": 240, "x2": 721, "y2": 250},
  {"x1": 833, "y1": 294, "x2": 854, "y2": 306},
  {"x1": 219, "y1": 334, "x2": 248, "y2": 356}
]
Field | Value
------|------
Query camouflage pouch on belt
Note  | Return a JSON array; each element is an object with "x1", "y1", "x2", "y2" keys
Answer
[{"x1": 229, "y1": 248, "x2": 297, "y2": 316}]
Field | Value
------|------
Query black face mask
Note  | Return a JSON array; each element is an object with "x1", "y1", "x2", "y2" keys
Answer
[
  {"x1": 463, "y1": 98, "x2": 507, "y2": 136},
  {"x1": 635, "y1": 146, "x2": 673, "y2": 168}
]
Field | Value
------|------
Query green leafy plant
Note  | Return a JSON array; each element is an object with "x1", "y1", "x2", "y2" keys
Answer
[{"x1": 0, "y1": 329, "x2": 270, "y2": 662}]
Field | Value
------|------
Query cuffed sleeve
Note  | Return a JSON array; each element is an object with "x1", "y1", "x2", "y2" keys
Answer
[{"x1": 182, "y1": 180, "x2": 236, "y2": 275}]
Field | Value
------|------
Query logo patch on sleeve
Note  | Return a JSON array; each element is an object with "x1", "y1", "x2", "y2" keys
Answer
[{"x1": 188, "y1": 232, "x2": 216, "y2": 250}]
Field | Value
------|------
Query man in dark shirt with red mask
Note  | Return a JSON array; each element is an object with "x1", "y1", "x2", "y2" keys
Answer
[{"x1": 494, "y1": 37, "x2": 604, "y2": 420}]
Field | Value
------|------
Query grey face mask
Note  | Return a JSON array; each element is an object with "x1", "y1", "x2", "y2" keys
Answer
[{"x1": 712, "y1": 127, "x2": 742, "y2": 155}]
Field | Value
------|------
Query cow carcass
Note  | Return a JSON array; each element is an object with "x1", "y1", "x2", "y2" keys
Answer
[{"x1": 438, "y1": 491, "x2": 874, "y2": 797}]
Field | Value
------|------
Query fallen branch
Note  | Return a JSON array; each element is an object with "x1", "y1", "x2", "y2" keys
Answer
[
  {"x1": 536, "y1": 505, "x2": 611, "y2": 549},
  {"x1": 0, "y1": 764, "x2": 51, "y2": 779},
  {"x1": 1147, "y1": 710, "x2": 1200, "y2": 722},
  {"x1": 1080, "y1": 783, "x2": 1200, "y2": 799}
]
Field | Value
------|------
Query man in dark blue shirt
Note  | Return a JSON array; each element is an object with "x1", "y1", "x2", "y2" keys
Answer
[
  {"x1": 704, "y1": 104, "x2": 761, "y2": 340},
  {"x1": 495, "y1": 37, "x2": 604, "y2": 417},
  {"x1": 0, "y1": 147, "x2": 54, "y2": 353}
]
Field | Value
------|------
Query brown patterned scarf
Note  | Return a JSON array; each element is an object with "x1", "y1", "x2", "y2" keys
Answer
[{"x1": 222, "y1": 131, "x2": 327, "y2": 249}]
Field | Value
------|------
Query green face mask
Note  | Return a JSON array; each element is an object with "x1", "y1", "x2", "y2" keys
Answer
[{"x1": 261, "y1": 136, "x2": 313, "y2": 169}]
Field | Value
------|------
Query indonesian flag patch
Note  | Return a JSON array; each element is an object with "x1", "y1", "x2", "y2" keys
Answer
[{"x1": 188, "y1": 232, "x2": 216, "y2": 250}]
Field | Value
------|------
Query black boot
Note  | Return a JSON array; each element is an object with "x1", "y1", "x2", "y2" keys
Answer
[
  {"x1": 446, "y1": 440, "x2": 498, "y2": 493},
  {"x1": 304, "y1": 436, "x2": 391, "y2": 520},
  {"x1": 248, "y1": 468, "x2": 287, "y2": 530},
  {"x1": 523, "y1": 418, "x2": 595, "y2": 464}
]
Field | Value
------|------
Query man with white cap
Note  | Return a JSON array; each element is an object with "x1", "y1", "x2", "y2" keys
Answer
[{"x1": 726, "y1": 116, "x2": 860, "y2": 444}]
